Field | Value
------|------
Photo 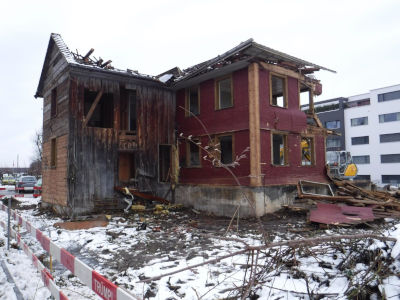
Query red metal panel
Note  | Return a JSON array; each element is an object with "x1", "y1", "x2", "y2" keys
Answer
[{"x1": 310, "y1": 203, "x2": 374, "y2": 224}]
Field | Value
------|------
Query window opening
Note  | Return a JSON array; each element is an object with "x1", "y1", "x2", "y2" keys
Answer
[
  {"x1": 187, "y1": 87, "x2": 200, "y2": 116},
  {"x1": 128, "y1": 91, "x2": 137, "y2": 132},
  {"x1": 271, "y1": 75, "x2": 287, "y2": 108},
  {"x1": 51, "y1": 88, "x2": 57, "y2": 118},
  {"x1": 159, "y1": 145, "x2": 171, "y2": 182},
  {"x1": 84, "y1": 89, "x2": 114, "y2": 128},
  {"x1": 301, "y1": 137, "x2": 314, "y2": 166},
  {"x1": 216, "y1": 78, "x2": 233, "y2": 109},
  {"x1": 272, "y1": 133, "x2": 287, "y2": 165},
  {"x1": 187, "y1": 140, "x2": 200, "y2": 167}
]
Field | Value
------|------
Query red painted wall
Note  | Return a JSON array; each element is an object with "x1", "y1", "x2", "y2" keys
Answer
[
  {"x1": 258, "y1": 68, "x2": 328, "y2": 184},
  {"x1": 176, "y1": 66, "x2": 328, "y2": 186},
  {"x1": 176, "y1": 68, "x2": 251, "y2": 185}
]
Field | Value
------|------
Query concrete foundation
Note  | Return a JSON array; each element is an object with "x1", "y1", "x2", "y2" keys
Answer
[{"x1": 175, "y1": 184, "x2": 298, "y2": 217}]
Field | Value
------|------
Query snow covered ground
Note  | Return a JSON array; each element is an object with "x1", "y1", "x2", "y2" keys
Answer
[{"x1": 0, "y1": 191, "x2": 400, "y2": 299}]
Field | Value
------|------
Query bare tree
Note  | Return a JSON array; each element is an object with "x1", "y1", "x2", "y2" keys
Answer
[{"x1": 29, "y1": 129, "x2": 42, "y2": 176}]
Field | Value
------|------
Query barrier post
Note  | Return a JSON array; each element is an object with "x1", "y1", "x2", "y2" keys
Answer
[
  {"x1": 50, "y1": 255, "x2": 53, "y2": 273},
  {"x1": 7, "y1": 197, "x2": 11, "y2": 250}
]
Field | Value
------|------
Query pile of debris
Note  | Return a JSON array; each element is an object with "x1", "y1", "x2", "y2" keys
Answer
[{"x1": 295, "y1": 177, "x2": 400, "y2": 226}]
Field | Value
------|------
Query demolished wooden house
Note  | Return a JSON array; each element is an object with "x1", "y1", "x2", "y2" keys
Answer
[{"x1": 35, "y1": 33, "x2": 335, "y2": 217}]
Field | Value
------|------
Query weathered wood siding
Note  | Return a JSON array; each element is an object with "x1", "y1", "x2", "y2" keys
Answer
[
  {"x1": 68, "y1": 75, "x2": 175, "y2": 211},
  {"x1": 41, "y1": 42, "x2": 70, "y2": 208}
]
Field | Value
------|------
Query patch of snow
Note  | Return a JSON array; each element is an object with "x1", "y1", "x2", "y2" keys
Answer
[{"x1": 158, "y1": 73, "x2": 173, "y2": 83}]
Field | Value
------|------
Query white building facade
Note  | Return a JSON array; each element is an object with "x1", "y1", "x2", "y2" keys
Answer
[{"x1": 344, "y1": 84, "x2": 400, "y2": 185}]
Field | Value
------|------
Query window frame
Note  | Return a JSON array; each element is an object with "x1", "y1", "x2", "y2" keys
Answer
[
  {"x1": 351, "y1": 136, "x2": 369, "y2": 145},
  {"x1": 214, "y1": 134, "x2": 235, "y2": 166},
  {"x1": 51, "y1": 87, "x2": 57, "y2": 118},
  {"x1": 350, "y1": 116, "x2": 368, "y2": 127},
  {"x1": 378, "y1": 90, "x2": 400, "y2": 102},
  {"x1": 379, "y1": 112, "x2": 400, "y2": 123},
  {"x1": 186, "y1": 138, "x2": 202, "y2": 168},
  {"x1": 382, "y1": 175, "x2": 400, "y2": 184},
  {"x1": 300, "y1": 136, "x2": 315, "y2": 166},
  {"x1": 381, "y1": 154, "x2": 400, "y2": 164},
  {"x1": 185, "y1": 86, "x2": 200, "y2": 117},
  {"x1": 215, "y1": 75, "x2": 233, "y2": 110},
  {"x1": 326, "y1": 137, "x2": 341, "y2": 148},
  {"x1": 50, "y1": 138, "x2": 57, "y2": 168},
  {"x1": 352, "y1": 155, "x2": 370, "y2": 164},
  {"x1": 325, "y1": 120, "x2": 341, "y2": 129},
  {"x1": 271, "y1": 132, "x2": 289, "y2": 166},
  {"x1": 270, "y1": 73, "x2": 288, "y2": 108},
  {"x1": 380, "y1": 133, "x2": 400, "y2": 143}
]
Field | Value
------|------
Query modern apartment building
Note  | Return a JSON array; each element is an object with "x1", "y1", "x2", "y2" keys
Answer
[
  {"x1": 345, "y1": 84, "x2": 400, "y2": 185},
  {"x1": 301, "y1": 97, "x2": 347, "y2": 151},
  {"x1": 304, "y1": 84, "x2": 400, "y2": 185}
]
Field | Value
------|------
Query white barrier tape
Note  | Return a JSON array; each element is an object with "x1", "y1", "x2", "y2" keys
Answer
[
  {"x1": 0, "y1": 201, "x2": 139, "y2": 300},
  {"x1": 0, "y1": 219, "x2": 68, "y2": 300}
]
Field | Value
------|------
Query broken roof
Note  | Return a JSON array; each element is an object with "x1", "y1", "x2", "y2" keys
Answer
[
  {"x1": 36, "y1": 34, "x2": 335, "y2": 97},
  {"x1": 35, "y1": 33, "x2": 158, "y2": 98},
  {"x1": 163, "y1": 38, "x2": 335, "y2": 89}
]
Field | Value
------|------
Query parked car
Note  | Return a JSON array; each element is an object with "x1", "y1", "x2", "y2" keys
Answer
[
  {"x1": 2, "y1": 176, "x2": 16, "y2": 185},
  {"x1": 33, "y1": 178, "x2": 42, "y2": 198},
  {"x1": 15, "y1": 176, "x2": 37, "y2": 192}
]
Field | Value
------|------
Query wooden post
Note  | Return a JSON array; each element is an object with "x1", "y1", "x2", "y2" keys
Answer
[
  {"x1": 248, "y1": 63, "x2": 262, "y2": 186},
  {"x1": 83, "y1": 90, "x2": 103, "y2": 127},
  {"x1": 309, "y1": 88, "x2": 314, "y2": 114}
]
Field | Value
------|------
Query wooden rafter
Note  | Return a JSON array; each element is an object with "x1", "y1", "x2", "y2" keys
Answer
[{"x1": 83, "y1": 90, "x2": 103, "y2": 127}]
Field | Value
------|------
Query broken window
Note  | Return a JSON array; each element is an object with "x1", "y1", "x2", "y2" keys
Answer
[
  {"x1": 51, "y1": 87, "x2": 57, "y2": 118},
  {"x1": 272, "y1": 133, "x2": 287, "y2": 165},
  {"x1": 299, "y1": 83, "x2": 311, "y2": 109},
  {"x1": 159, "y1": 145, "x2": 171, "y2": 182},
  {"x1": 301, "y1": 137, "x2": 314, "y2": 166},
  {"x1": 50, "y1": 138, "x2": 57, "y2": 168},
  {"x1": 186, "y1": 86, "x2": 200, "y2": 116},
  {"x1": 186, "y1": 140, "x2": 200, "y2": 167},
  {"x1": 218, "y1": 135, "x2": 233, "y2": 164},
  {"x1": 118, "y1": 153, "x2": 136, "y2": 183},
  {"x1": 84, "y1": 89, "x2": 114, "y2": 128},
  {"x1": 271, "y1": 74, "x2": 287, "y2": 108},
  {"x1": 216, "y1": 77, "x2": 233, "y2": 109},
  {"x1": 128, "y1": 91, "x2": 137, "y2": 132}
]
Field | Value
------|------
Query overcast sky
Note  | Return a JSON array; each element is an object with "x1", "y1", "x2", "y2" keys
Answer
[{"x1": 0, "y1": 0, "x2": 399, "y2": 168}]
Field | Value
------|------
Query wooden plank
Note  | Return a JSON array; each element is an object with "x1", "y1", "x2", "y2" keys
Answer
[
  {"x1": 83, "y1": 90, "x2": 103, "y2": 127},
  {"x1": 248, "y1": 63, "x2": 261, "y2": 186}
]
